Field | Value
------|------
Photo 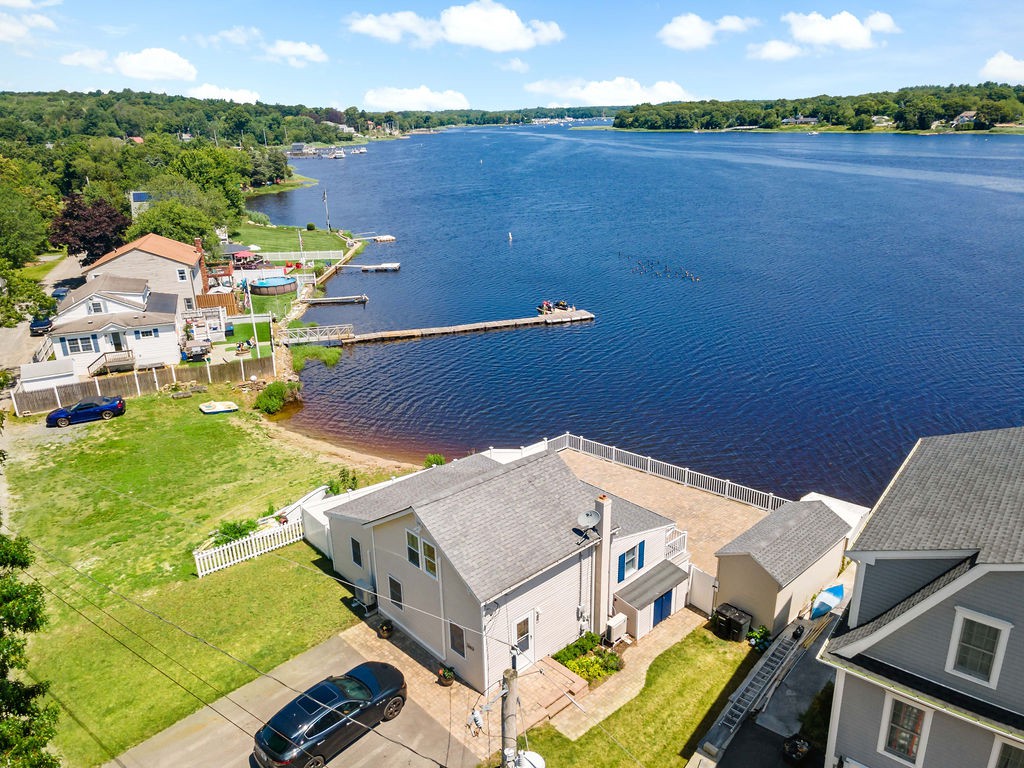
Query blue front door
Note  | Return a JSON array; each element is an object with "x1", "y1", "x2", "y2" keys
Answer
[{"x1": 653, "y1": 589, "x2": 672, "y2": 626}]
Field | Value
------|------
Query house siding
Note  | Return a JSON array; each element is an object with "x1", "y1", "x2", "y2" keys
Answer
[
  {"x1": 857, "y1": 557, "x2": 967, "y2": 625},
  {"x1": 438, "y1": 564, "x2": 487, "y2": 691},
  {"x1": 54, "y1": 322, "x2": 179, "y2": 377},
  {"x1": 715, "y1": 555, "x2": 780, "y2": 635},
  {"x1": 327, "y1": 517, "x2": 372, "y2": 588},
  {"x1": 89, "y1": 249, "x2": 201, "y2": 314},
  {"x1": 868, "y1": 570, "x2": 1024, "y2": 714},
  {"x1": 833, "y1": 672, "x2": 999, "y2": 768},
  {"x1": 484, "y1": 549, "x2": 595, "y2": 693},
  {"x1": 771, "y1": 538, "x2": 847, "y2": 635}
]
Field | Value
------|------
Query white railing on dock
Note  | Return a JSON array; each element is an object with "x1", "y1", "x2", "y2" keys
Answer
[
  {"x1": 544, "y1": 433, "x2": 789, "y2": 512},
  {"x1": 194, "y1": 520, "x2": 304, "y2": 578}
]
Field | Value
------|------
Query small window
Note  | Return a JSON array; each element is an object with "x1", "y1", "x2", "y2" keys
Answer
[
  {"x1": 183, "y1": 297, "x2": 194, "y2": 310},
  {"x1": 449, "y1": 622, "x2": 466, "y2": 657},
  {"x1": 881, "y1": 696, "x2": 928, "y2": 763},
  {"x1": 945, "y1": 607, "x2": 1012, "y2": 688},
  {"x1": 422, "y1": 540, "x2": 437, "y2": 578},
  {"x1": 140, "y1": 329, "x2": 154, "y2": 338},
  {"x1": 177, "y1": 268, "x2": 187, "y2": 281},
  {"x1": 90, "y1": 301, "x2": 103, "y2": 314},
  {"x1": 351, "y1": 538, "x2": 362, "y2": 568},
  {"x1": 406, "y1": 531, "x2": 420, "y2": 568},
  {"x1": 66, "y1": 336, "x2": 95, "y2": 354},
  {"x1": 388, "y1": 576, "x2": 403, "y2": 610},
  {"x1": 992, "y1": 741, "x2": 1024, "y2": 768}
]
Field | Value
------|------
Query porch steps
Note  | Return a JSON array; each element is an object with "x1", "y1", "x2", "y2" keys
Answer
[
  {"x1": 719, "y1": 636, "x2": 796, "y2": 731},
  {"x1": 517, "y1": 657, "x2": 589, "y2": 728}
]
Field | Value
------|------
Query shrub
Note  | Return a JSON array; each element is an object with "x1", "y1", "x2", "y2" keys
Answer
[
  {"x1": 327, "y1": 466, "x2": 358, "y2": 495},
  {"x1": 553, "y1": 632, "x2": 601, "y2": 664},
  {"x1": 247, "y1": 210, "x2": 271, "y2": 226},
  {"x1": 253, "y1": 381, "x2": 300, "y2": 414},
  {"x1": 595, "y1": 647, "x2": 623, "y2": 673},
  {"x1": 566, "y1": 656, "x2": 609, "y2": 683},
  {"x1": 212, "y1": 519, "x2": 259, "y2": 546},
  {"x1": 306, "y1": 222, "x2": 316, "y2": 230},
  {"x1": 424, "y1": 453, "x2": 446, "y2": 468}
]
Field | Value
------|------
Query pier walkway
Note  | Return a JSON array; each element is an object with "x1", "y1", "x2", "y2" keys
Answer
[
  {"x1": 345, "y1": 308, "x2": 594, "y2": 345},
  {"x1": 300, "y1": 294, "x2": 369, "y2": 305}
]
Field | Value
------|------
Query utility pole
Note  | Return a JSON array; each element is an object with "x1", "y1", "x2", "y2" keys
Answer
[
  {"x1": 322, "y1": 189, "x2": 332, "y2": 232},
  {"x1": 501, "y1": 668, "x2": 518, "y2": 768}
]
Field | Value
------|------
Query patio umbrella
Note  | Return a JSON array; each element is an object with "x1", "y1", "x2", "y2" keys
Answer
[{"x1": 810, "y1": 584, "x2": 844, "y2": 619}]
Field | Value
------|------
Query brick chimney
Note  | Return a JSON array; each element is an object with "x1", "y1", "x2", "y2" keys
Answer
[
  {"x1": 194, "y1": 238, "x2": 208, "y2": 296},
  {"x1": 593, "y1": 494, "x2": 613, "y2": 637}
]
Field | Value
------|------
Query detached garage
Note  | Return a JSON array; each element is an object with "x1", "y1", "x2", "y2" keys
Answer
[{"x1": 714, "y1": 499, "x2": 851, "y2": 636}]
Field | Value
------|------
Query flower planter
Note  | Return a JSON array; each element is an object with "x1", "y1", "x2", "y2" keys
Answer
[{"x1": 437, "y1": 667, "x2": 456, "y2": 686}]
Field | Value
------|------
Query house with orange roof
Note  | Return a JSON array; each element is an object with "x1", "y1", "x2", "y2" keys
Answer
[{"x1": 85, "y1": 233, "x2": 206, "y2": 313}]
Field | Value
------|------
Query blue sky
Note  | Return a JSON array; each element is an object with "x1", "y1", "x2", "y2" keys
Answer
[{"x1": 2, "y1": 0, "x2": 1023, "y2": 111}]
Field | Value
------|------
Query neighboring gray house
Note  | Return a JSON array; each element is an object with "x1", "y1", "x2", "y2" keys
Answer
[
  {"x1": 715, "y1": 498, "x2": 854, "y2": 636},
  {"x1": 303, "y1": 449, "x2": 691, "y2": 693},
  {"x1": 85, "y1": 233, "x2": 205, "y2": 314},
  {"x1": 821, "y1": 426, "x2": 1024, "y2": 768}
]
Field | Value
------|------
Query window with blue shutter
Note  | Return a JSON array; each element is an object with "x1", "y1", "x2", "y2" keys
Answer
[
  {"x1": 153, "y1": 327, "x2": 159, "y2": 337},
  {"x1": 638, "y1": 540, "x2": 645, "y2": 570},
  {"x1": 617, "y1": 553, "x2": 626, "y2": 583},
  {"x1": 59, "y1": 337, "x2": 68, "y2": 356},
  {"x1": 618, "y1": 542, "x2": 644, "y2": 582},
  {"x1": 134, "y1": 330, "x2": 141, "y2": 339}
]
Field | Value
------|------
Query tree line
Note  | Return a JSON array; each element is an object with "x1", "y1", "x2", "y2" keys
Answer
[{"x1": 612, "y1": 83, "x2": 1024, "y2": 131}]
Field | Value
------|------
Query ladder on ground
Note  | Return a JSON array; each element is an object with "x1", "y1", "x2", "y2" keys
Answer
[{"x1": 720, "y1": 635, "x2": 797, "y2": 732}]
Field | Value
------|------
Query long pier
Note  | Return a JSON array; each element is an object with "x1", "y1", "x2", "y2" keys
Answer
[
  {"x1": 345, "y1": 308, "x2": 594, "y2": 345},
  {"x1": 300, "y1": 294, "x2": 369, "y2": 305}
]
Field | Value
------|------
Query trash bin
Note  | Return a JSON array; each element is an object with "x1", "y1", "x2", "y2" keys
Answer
[{"x1": 715, "y1": 603, "x2": 753, "y2": 642}]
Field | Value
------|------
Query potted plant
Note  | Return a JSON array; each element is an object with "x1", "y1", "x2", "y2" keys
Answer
[
  {"x1": 437, "y1": 665, "x2": 456, "y2": 686},
  {"x1": 378, "y1": 620, "x2": 394, "y2": 639}
]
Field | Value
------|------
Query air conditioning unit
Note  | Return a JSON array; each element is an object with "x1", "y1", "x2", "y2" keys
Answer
[
  {"x1": 606, "y1": 613, "x2": 627, "y2": 644},
  {"x1": 353, "y1": 581, "x2": 377, "y2": 609}
]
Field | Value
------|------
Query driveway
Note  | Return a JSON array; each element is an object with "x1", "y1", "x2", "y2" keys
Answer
[{"x1": 105, "y1": 630, "x2": 482, "y2": 768}]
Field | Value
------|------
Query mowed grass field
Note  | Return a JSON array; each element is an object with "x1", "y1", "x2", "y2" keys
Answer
[{"x1": 5, "y1": 391, "x2": 394, "y2": 766}]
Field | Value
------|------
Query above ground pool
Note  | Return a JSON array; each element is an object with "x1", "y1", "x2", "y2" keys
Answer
[{"x1": 250, "y1": 276, "x2": 297, "y2": 295}]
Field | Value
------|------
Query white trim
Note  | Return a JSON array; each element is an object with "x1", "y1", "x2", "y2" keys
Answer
[
  {"x1": 849, "y1": 560, "x2": 868, "y2": 627},
  {"x1": 849, "y1": 549, "x2": 979, "y2": 566},
  {"x1": 387, "y1": 574, "x2": 404, "y2": 610},
  {"x1": 448, "y1": 621, "x2": 467, "y2": 658},
  {"x1": 944, "y1": 606, "x2": 1013, "y2": 689},
  {"x1": 825, "y1": 668, "x2": 846, "y2": 767},
  {"x1": 988, "y1": 734, "x2": 1024, "y2": 768},
  {"x1": 513, "y1": 612, "x2": 535, "y2": 670},
  {"x1": 877, "y1": 691, "x2": 932, "y2": 767}
]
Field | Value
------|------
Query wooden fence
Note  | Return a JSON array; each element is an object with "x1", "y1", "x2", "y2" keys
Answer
[
  {"x1": 10, "y1": 355, "x2": 276, "y2": 416},
  {"x1": 194, "y1": 520, "x2": 304, "y2": 578}
]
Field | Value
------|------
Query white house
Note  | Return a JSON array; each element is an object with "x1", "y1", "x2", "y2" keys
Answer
[
  {"x1": 303, "y1": 448, "x2": 692, "y2": 693},
  {"x1": 51, "y1": 274, "x2": 181, "y2": 377},
  {"x1": 86, "y1": 233, "x2": 205, "y2": 314}
]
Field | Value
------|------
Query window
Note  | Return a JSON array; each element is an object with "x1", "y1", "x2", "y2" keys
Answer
[
  {"x1": 617, "y1": 540, "x2": 645, "y2": 582},
  {"x1": 307, "y1": 709, "x2": 342, "y2": 739},
  {"x1": 945, "y1": 607, "x2": 1012, "y2": 688},
  {"x1": 183, "y1": 297, "x2": 194, "y2": 310},
  {"x1": 449, "y1": 622, "x2": 466, "y2": 657},
  {"x1": 388, "y1": 576, "x2": 403, "y2": 610},
  {"x1": 990, "y1": 740, "x2": 1024, "y2": 768},
  {"x1": 406, "y1": 531, "x2": 421, "y2": 568},
  {"x1": 89, "y1": 301, "x2": 103, "y2": 313},
  {"x1": 140, "y1": 329, "x2": 154, "y2": 338},
  {"x1": 177, "y1": 268, "x2": 187, "y2": 281},
  {"x1": 878, "y1": 694, "x2": 930, "y2": 765},
  {"x1": 351, "y1": 538, "x2": 362, "y2": 568},
  {"x1": 66, "y1": 336, "x2": 95, "y2": 354},
  {"x1": 422, "y1": 540, "x2": 438, "y2": 578}
]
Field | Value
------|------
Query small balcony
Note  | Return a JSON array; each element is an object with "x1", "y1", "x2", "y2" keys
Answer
[{"x1": 88, "y1": 350, "x2": 136, "y2": 376}]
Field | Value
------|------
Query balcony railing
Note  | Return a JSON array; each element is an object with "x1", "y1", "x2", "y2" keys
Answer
[{"x1": 88, "y1": 350, "x2": 135, "y2": 376}]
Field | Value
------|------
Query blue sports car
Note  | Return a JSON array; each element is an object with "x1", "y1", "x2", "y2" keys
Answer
[{"x1": 46, "y1": 396, "x2": 126, "y2": 428}]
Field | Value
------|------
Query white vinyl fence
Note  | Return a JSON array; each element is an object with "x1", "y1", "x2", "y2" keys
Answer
[{"x1": 194, "y1": 520, "x2": 304, "y2": 578}]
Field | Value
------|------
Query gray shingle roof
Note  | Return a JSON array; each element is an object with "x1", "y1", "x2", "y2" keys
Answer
[
  {"x1": 715, "y1": 500, "x2": 849, "y2": 587},
  {"x1": 852, "y1": 427, "x2": 1024, "y2": 563},
  {"x1": 63, "y1": 274, "x2": 149, "y2": 308},
  {"x1": 325, "y1": 453, "x2": 500, "y2": 522},
  {"x1": 615, "y1": 560, "x2": 689, "y2": 609},
  {"x1": 53, "y1": 292, "x2": 179, "y2": 334}
]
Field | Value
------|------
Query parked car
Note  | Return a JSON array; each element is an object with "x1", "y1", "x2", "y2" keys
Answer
[
  {"x1": 29, "y1": 315, "x2": 53, "y2": 335},
  {"x1": 46, "y1": 396, "x2": 126, "y2": 428},
  {"x1": 253, "y1": 662, "x2": 407, "y2": 768},
  {"x1": 51, "y1": 286, "x2": 69, "y2": 302}
]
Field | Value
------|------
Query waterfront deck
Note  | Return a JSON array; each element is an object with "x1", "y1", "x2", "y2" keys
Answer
[
  {"x1": 300, "y1": 294, "x2": 369, "y2": 305},
  {"x1": 345, "y1": 307, "x2": 594, "y2": 345}
]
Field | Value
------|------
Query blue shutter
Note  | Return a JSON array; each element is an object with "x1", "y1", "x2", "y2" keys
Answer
[
  {"x1": 134, "y1": 330, "x2": 141, "y2": 339},
  {"x1": 638, "y1": 540, "x2": 645, "y2": 570},
  {"x1": 153, "y1": 327, "x2": 159, "y2": 337},
  {"x1": 91, "y1": 333, "x2": 99, "y2": 351},
  {"x1": 59, "y1": 337, "x2": 68, "y2": 356},
  {"x1": 617, "y1": 553, "x2": 626, "y2": 583}
]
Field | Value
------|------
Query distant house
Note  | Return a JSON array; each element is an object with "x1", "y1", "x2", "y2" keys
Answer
[
  {"x1": 86, "y1": 233, "x2": 205, "y2": 314},
  {"x1": 50, "y1": 274, "x2": 181, "y2": 377},
  {"x1": 872, "y1": 115, "x2": 895, "y2": 126},
  {"x1": 822, "y1": 425, "x2": 1024, "y2": 768},
  {"x1": 303, "y1": 449, "x2": 692, "y2": 693},
  {"x1": 127, "y1": 190, "x2": 152, "y2": 219},
  {"x1": 715, "y1": 495, "x2": 865, "y2": 635},
  {"x1": 781, "y1": 115, "x2": 820, "y2": 126},
  {"x1": 953, "y1": 110, "x2": 978, "y2": 126}
]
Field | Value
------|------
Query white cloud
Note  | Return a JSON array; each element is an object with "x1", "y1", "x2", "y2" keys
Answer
[
  {"x1": 59, "y1": 48, "x2": 112, "y2": 72},
  {"x1": 188, "y1": 83, "x2": 260, "y2": 103},
  {"x1": 499, "y1": 57, "x2": 529, "y2": 73},
  {"x1": 748, "y1": 40, "x2": 803, "y2": 61},
  {"x1": 524, "y1": 77, "x2": 693, "y2": 106},
  {"x1": 657, "y1": 12, "x2": 758, "y2": 51},
  {"x1": 264, "y1": 39, "x2": 327, "y2": 67},
  {"x1": 981, "y1": 51, "x2": 1024, "y2": 84},
  {"x1": 0, "y1": 8, "x2": 54, "y2": 42},
  {"x1": 781, "y1": 10, "x2": 899, "y2": 51},
  {"x1": 114, "y1": 48, "x2": 197, "y2": 81},
  {"x1": 194, "y1": 25, "x2": 263, "y2": 48},
  {"x1": 349, "y1": 0, "x2": 563, "y2": 52},
  {"x1": 362, "y1": 85, "x2": 470, "y2": 111},
  {"x1": 0, "y1": 0, "x2": 51, "y2": 7}
]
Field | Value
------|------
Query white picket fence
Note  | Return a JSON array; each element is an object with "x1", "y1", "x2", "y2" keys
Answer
[{"x1": 194, "y1": 520, "x2": 305, "y2": 578}]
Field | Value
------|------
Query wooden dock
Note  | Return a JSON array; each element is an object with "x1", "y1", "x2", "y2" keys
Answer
[
  {"x1": 345, "y1": 308, "x2": 594, "y2": 345},
  {"x1": 300, "y1": 294, "x2": 369, "y2": 305},
  {"x1": 338, "y1": 263, "x2": 400, "y2": 272}
]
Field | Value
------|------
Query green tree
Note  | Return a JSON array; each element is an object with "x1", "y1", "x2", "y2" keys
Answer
[
  {"x1": 847, "y1": 114, "x2": 875, "y2": 131},
  {"x1": 0, "y1": 416, "x2": 59, "y2": 767},
  {"x1": 125, "y1": 199, "x2": 216, "y2": 251},
  {"x1": 0, "y1": 183, "x2": 47, "y2": 268}
]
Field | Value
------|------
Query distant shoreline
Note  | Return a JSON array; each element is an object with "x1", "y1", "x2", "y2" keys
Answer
[{"x1": 573, "y1": 125, "x2": 1024, "y2": 136}]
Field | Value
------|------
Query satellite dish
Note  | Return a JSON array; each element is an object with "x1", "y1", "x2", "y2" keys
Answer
[{"x1": 577, "y1": 508, "x2": 601, "y2": 530}]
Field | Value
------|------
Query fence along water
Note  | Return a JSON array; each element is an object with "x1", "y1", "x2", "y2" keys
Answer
[{"x1": 10, "y1": 355, "x2": 276, "y2": 416}]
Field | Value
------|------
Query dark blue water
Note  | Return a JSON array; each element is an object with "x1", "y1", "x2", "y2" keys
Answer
[{"x1": 249, "y1": 127, "x2": 1024, "y2": 505}]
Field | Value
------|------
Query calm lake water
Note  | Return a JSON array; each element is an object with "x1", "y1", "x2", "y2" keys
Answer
[{"x1": 249, "y1": 126, "x2": 1024, "y2": 506}]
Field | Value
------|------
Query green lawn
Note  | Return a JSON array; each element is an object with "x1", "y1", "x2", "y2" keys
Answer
[
  {"x1": 491, "y1": 628, "x2": 756, "y2": 768},
  {"x1": 17, "y1": 252, "x2": 67, "y2": 281},
  {"x1": 6, "y1": 391, "x2": 395, "y2": 766},
  {"x1": 237, "y1": 222, "x2": 348, "y2": 253}
]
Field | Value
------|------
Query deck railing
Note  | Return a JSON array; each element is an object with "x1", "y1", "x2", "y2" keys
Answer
[
  {"x1": 547, "y1": 433, "x2": 789, "y2": 512},
  {"x1": 87, "y1": 350, "x2": 135, "y2": 376},
  {"x1": 194, "y1": 520, "x2": 304, "y2": 578}
]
